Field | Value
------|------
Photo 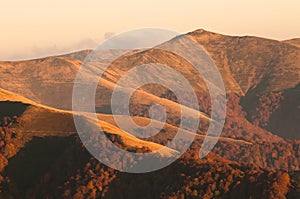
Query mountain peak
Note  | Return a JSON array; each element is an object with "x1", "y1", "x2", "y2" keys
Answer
[
  {"x1": 194, "y1": 28, "x2": 209, "y2": 33},
  {"x1": 190, "y1": 28, "x2": 217, "y2": 35},
  {"x1": 187, "y1": 29, "x2": 229, "y2": 41}
]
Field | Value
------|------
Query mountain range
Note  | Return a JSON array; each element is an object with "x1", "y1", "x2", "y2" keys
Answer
[{"x1": 0, "y1": 29, "x2": 299, "y2": 198}]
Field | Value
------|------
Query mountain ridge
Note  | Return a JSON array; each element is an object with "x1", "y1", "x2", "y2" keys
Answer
[{"x1": 0, "y1": 29, "x2": 299, "y2": 198}]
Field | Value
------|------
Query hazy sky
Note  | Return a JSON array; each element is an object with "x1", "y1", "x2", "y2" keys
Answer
[{"x1": 1, "y1": 0, "x2": 299, "y2": 60}]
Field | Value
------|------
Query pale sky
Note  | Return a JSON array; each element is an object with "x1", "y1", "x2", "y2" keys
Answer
[{"x1": 0, "y1": 0, "x2": 299, "y2": 60}]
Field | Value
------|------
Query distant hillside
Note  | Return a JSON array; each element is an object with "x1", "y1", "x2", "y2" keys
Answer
[
  {"x1": 1, "y1": 30, "x2": 299, "y2": 107},
  {"x1": 1, "y1": 29, "x2": 299, "y2": 140}
]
